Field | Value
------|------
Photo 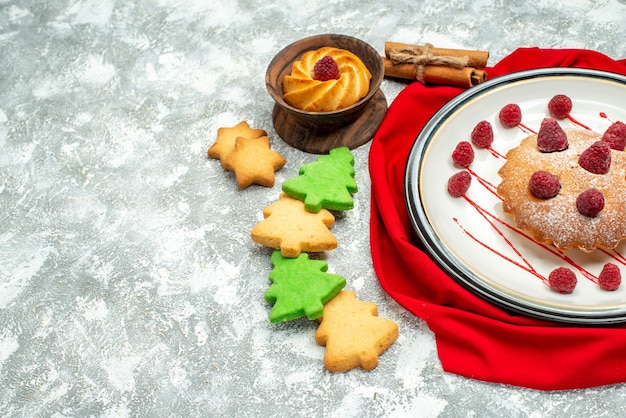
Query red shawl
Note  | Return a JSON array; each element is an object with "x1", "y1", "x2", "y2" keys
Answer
[{"x1": 369, "y1": 48, "x2": 626, "y2": 390}]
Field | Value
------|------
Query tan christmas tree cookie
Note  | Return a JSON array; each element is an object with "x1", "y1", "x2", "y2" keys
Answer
[
  {"x1": 315, "y1": 290, "x2": 399, "y2": 372},
  {"x1": 207, "y1": 121, "x2": 267, "y2": 164},
  {"x1": 222, "y1": 136, "x2": 286, "y2": 188},
  {"x1": 251, "y1": 193, "x2": 337, "y2": 257}
]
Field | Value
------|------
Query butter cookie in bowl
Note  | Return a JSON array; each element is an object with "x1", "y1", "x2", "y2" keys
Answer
[{"x1": 266, "y1": 34, "x2": 386, "y2": 153}]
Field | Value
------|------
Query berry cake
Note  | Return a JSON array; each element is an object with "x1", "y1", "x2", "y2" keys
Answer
[
  {"x1": 497, "y1": 124, "x2": 626, "y2": 252},
  {"x1": 282, "y1": 47, "x2": 372, "y2": 112}
]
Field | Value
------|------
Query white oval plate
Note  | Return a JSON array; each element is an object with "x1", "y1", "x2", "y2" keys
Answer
[{"x1": 405, "y1": 68, "x2": 626, "y2": 324}]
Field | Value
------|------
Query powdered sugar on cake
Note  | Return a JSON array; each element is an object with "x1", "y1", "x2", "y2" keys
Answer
[{"x1": 497, "y1": 128, "x2": 626, "y2": 252}]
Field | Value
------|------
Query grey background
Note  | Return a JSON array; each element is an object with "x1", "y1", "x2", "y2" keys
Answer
[{"x1": 1, "y1": 0, "x2": 626, "y2": 416}]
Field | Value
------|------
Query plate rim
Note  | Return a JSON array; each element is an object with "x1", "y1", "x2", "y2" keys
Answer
[{"x1": 404, "y1": 67, "x2": 626, "y2": 325}]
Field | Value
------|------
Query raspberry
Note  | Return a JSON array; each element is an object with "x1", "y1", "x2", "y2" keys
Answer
[
  {"x1": 451, "y1": 141, "x2": 475, "y2": 168},
  {"x1": 576, "y1": 188, "x2": 604, "y2": 217},
  {"x1": 601, "y1": 121, "x2": 626, "y2": 151},
  {"x1": 498, "y1": 103, "x2": 522, "y2": 128},
  {"x1": 598, "y1": 263, "x2": 621, "y2": 291},
  {"x1": 548, "y1": 267, "x2": 577, "y2": 294},
  {"x1": 313, "y1": 56, "x2": 340, "y2": 81},
  {"x1": 578, "y1": 141, "x2": 611, "y2": 174},
  {"x1": 548, "y1": 94, "x2": 572, "y2": 119},
  {"x1": 537, "y1": 118, "x2": 568, "y2": 153},
  {"x1": 528, "y1": 171, "x2": 560, "y2": 199},
  {"x1": 471, "y1": 121, "x2": 493, "y2": 148},
  {"x1": 447, "y1": 171, "x2": 471, "y2": 197}
]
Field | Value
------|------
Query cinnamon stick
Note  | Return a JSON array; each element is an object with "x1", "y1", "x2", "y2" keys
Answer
[
  {"x1": 382, "y1": 57, "x2": 486, "y2": 88},
  {"x1": 384, "y1": 42, "x2": 489, "y2": 68}
]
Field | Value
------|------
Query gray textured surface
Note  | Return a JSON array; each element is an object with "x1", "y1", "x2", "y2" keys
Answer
[{"x1": 2, "y1": 0, "x2": 626, "y2": 416}]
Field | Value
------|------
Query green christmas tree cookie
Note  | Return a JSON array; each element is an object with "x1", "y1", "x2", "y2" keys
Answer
[
  {"x1": 264, "y1": 250, "x2": 346, "y2": 323},
  {"x1": 282, "y1": 147, "x2": 357, "y2": 213}
]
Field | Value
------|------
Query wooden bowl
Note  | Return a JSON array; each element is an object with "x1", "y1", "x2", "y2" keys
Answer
[{"x1": 265, "y1": 34, "x2": 384, "y2": 131}]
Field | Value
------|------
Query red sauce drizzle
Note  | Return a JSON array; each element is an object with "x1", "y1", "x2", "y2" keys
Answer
[
  {"x1": 567, "y1": 115, "x2": 592, "y2": 130},
  {"x1": 459, "y1": 198, "x2": 544, "y2": 282},
  {"x1": 467, "y1": 167, "x2": 501, "y2": 199},
  {"x1": 486, "y1": 146, "x2": 507, "y2": 160},
  {"x1": 600, "y1": 249, "x2": 626, "y2": 266},
  {"x1": 450, "y1": 105, "x2": 625, "y2": 289},
  {"x1": 518, "y1": 123, "x2": 536, "y2": 135},
  {"x1": 458, "y1": 195, "x2": 598, "y2": 284}
]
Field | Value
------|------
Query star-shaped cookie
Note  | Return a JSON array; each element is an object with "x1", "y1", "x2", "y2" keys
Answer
[
  {"x1": 222, "y1": 136, "x2": 286, "y2": 188},
  {"x1": 207, "y1": 121, "x2": 267, "y2": 165}
]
